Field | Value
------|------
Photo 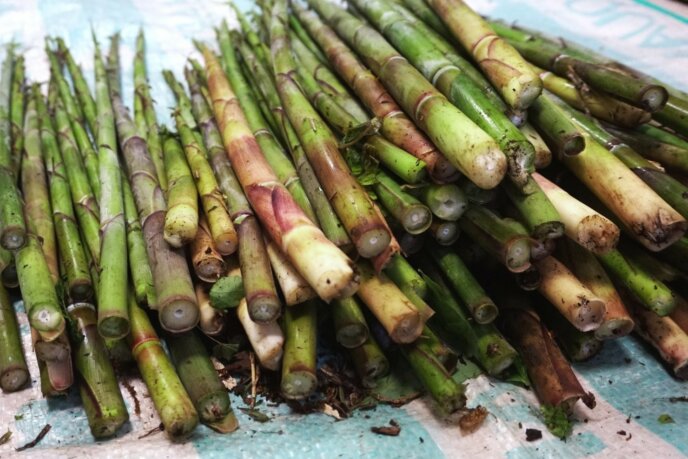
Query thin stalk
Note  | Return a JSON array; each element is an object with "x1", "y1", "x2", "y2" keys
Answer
[
  {"x1": 56, "y1": 38, "x2": 98, "y2": 137},
  {"x1": 332, "y1": 296, "x2": 369, "y2": 348},
  {"x1": 162, "y1": 133, "x2": 198, "y2": 247},
  {"x1": 236, "y1": 40, "x2": 352, "y2": 250},
  {"x1": 521, "y1": 123, "x2": 552, "y2": 169},
  {"x1": 410, "y1": 184, "x2": 467, "y2": 222},
  {"x1": 528, "y1": 92, "x2": 586, "y2": 157},
  {"x1": 128, "y1": 294, "x2": 199, "y2": 439},
  {"x1": 9, "y1": 54, "x2": 24, "y2": 179},
  {"x1": 196, "y1": 283, "x2": 225, "y2": 337},
  {"x1": 374, "y1": 171, "x2": 432, "y2": 235},
  {"x1": 0, "y1": 283, "x2": 29, "y2": 392},
  {"x1": 134, "y1": 30, "x2": 167, "y2": 191},
  {"x1": 265, "y1": 238, "x2": 317, "y2": 306},
  {"x1": 503, "y1": 177, "x2": 564, "y2": 241},
  {"x1": 604, "y1": 124, "x2": 688, "y2": 175},
  {"x1": 270, "y1": 2, "x2": 392, "y2": 258},
  {"x1": 68, "y1": 302, "x2": 128, "y2": 438},
  {"x1": 281, "y1": 300, "x2": 318, "y2": 400},
  {"x1": 94, "y1": 38, "x2": 129, "y2": 338},
  {"x1": 350, "y1": 334, "x2": 389, "y2": 388},
  {"x1": 0, "y1": 47, "x2": 26, "y2": 250},
  {"x1": 429, "y1": 245, "x2": 498, "y2": 324},
  {"x1": 294, "y1": 3, "x2": 459, "y2": 183}
]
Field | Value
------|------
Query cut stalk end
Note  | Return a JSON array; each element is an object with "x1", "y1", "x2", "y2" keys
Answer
[
  {"x1": 30, "y1": 306, "x2": 66, "y2": 337},
  {"x1": 98, "y1": 316, "x2": 130, "y2": 340},
  {"x1": 573, "y1": 298, "x2": 606, "y2": 332},
  {"x1": 248, "y1": 296, "x2": 282, "y2": 323},
  {"x1": 401, "y1": 205, "x2": 433, "y2": 235},
  {"x1": 431, "y1": 221, "x2": 460, "y2": 246},
  {"x1": 390, "y1": 312, "x2": 423, "y2": 344},
  {"x1": 70, "y1": 281, "x2": 94, "y2": 303},
  {"x1": 641, "y1": 85, "x2": 669, "y2": 113},
  {"x1": 281, "y1": 370, "x2": 318, "y2": 400},
  {"x1": 159, "y1": 298, "x2": 199, "y2": 333},
  {"x1": 505, "y1": 237, "x2": 532, "y2": 272},
  {"x1": 594, "y1": 317, "x2": 635, "y2": 340},
  {"x1": 1, "y1": 227, "x2": 26, "y2": 251},
  {"x1": 474, "y1": 302, "x2": 499, "y2": 325},
  {"x1": 562, "y1": 134, "x2": 586, "y2": 156},
  {"x1": 336, "y1": 323, "x2": 369, "y2": 349},
  {"x1": 577, "y1": 215, "x2": 620, "y2": 254},
  {"x1": 0, "y1": 366, "x2": 29, "y2": 392},
  {"x1": 356, "y1": 227, "x2": 392, "y2": 258},
  {"x1": 509, "y1": 76, "x2": 543, "y2": 111},
  {"x1": 195, "y1": 258, "x2": 226, "y2": 283}
]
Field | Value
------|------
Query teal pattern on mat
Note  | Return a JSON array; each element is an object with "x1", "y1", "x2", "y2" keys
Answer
[
  {"x1": 191, "y1": 396, "x2": 444, "y2": 459},
  {"x1": 575, "y1": 337, "x2": 688, "y2": 455}
]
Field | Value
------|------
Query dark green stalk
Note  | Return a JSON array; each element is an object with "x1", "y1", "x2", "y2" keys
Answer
[
  {"x1": 503, "y1": 177, "x2": 564, "y2": 241},
  {"x1": 0, "y1": 282, "x2": 28, "y2": 392},
  {"x1": 528, "y1": 92, "x2": 586, "y2": 157},
  {"x1": 281, "y1": 300, "x2": 318, "y2": 400},
  {"x1": 332, "y1": 296, "x2": 369, "y2": 348},
  {"x1": 0, "y1": 46, "x2": 25, "y2": 249},
  {"x1": 604, "y1": 124, "x2": 688, "y2": 175},
  {"x1": 429, "y1": 245, "x2": 498, "y2": 324},
  {"x1": 374, "y1": 171, "x2": 432, "y2": 235},
  {"x1": 9, "y1": 54, "x2": 24, "y2": 179},
  {"x1": 93, "y1": 37, "x2": 129, "y2": 339},
  {"x1": 167, "y1": 330, "x2": 233, "y2": 425},
  {"x1": 68, "y1": 302, "x2": 129, "y2": 438},
  {"x1": 350, "y1": 334, "x2": 389, "y2": 388},
  {"x1": 128, "y1": 294, "x2": 199, "y2": 439}
]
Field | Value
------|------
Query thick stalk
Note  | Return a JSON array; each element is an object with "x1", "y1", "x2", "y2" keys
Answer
[
  {"x1": 0, "y1": 47, "x2": 26, "y2": 250},
  {"x1": 68, "y1": 302, "x2": 128, "y2": 438},
  {"x1": 535, "y1": 256, "x2": 605, "y2": 332},
  {"x1": 203, "y1": 45, "x2": 359, "y2": 302},
  {"x1": 352, "y1": 0, "x2": 533, "y2": 189},
  {"x1": 0, "y1": 283, "x2": 28, "y2": 392},
  {"x1": 9, "y1": 54, "x2": 24, "y2": 179},
  {"x1": 237, "y1": 298, "x2": 284, "y2": 371},
  {"x1": 128, "y1": 295, "x2": 199, "y2": 439},
  {"x1": 236, "y1": 40, "x2": 352, "y2": 250},
  {"x1": 167, "y1": 330, "x2": 232, "y2": 424},
  {"x1": 460, "y1": 206, "x2": 532, "y2": 273},
  {"x1": 411, "y1": 184, "x2": 467, "y2": 222},
  {"x1": 356, "y1": 262, "x2": 423, "y2": 343},
  {"x1": 162, "y1": 133, "x2": 198, "y2": 247},
  {"x1": 281, "y1": 300, "x2": 318, "y2": 400},
  {"x1": 192, "y1": 217, "x2": 225, "y2": 283},
  {"x1": 270, "y1": 2, "x2": 392, "y2": 258},
  {"x1": 110, "y1": 78, "x2": 198, "y2": 333},
  {"x1": 294, "y1": 4, "x2": 458, "y2": 183},
  {"x1": 532, "y1": 173, "x2": 619, "y2": 254},
  {"x1": 561, "y1": 238, "x2": 634, "y2": 340},
  {"x1": 309, "y1": 0, "x2": 507, "y2": 190},
  {"x1": 94, "y1": 40, "x2": 129, "y2": 338}
]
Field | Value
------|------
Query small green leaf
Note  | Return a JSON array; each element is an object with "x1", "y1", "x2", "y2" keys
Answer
[
  {"x1": 239, "y1": 408, "x2": 270, "y2": 423},
  {"x1": 0, "y1": 430, "x2": 11, "y2": 445},
  {"x1": 13, "y1": 414, "x2": 22, "y2": 421},
  {"x1": 541, "y1": 405, "x2": 573, "y2": 439},
  {"x1": 658, "y1": 414, "x2": 675, "y2": 424}
]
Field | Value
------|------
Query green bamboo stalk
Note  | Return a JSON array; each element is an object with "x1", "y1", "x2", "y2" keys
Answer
[
  {"x1": 128, "y1": 294, "x2": 199, "y2": 439},
  {"x1": 521, "y1": 123, "x2": 552, "y2": 169},
  {"x1": 350, "y1": 334, "x2": 389, "y2": 388},
  {"x1": 459, "y1": 206, "x2": 532, "y2": 273},
  {"x1": 47, "y1": 41, "x2": 101, "y2": 202},
  {"x1": 351, "y1": 0, "x2": 533, "y2": 188},
  {"x1": 293, "y1": 3, "x2": 459, "y2": 183},
  {"x1": 235, "y1": 39, "x2": 353, "y2": 250},
  {"x1": 429, "y1": 245, "x2": 498, "y2": 324},
  {"x1": 174, "y1": 112, "x2": 238, "y2": 256},
  {"x1": 308, "y1": 0, "x2": 506, "y2": 190},
  {"x1": 202, "y1": 44, "x2": 359, "y2": 302},
  {"x1": 288, "y1": 27, "x2": 369, "y2": 123},
  {"x1": 604, "y1": 124, "x2": 688, "y2": 175},
  {"x1": 134, "y1": 30, "x2": 167, "y2": 191},
  {"x1": 56, "y1": 38, "x2": 98, "y2": 137},
  {"x1": 230, "y1": 1, "x2": 272, "y2": 70},
  {"x1": 398, "y1": 0, "x2": 453, "y2": 40},
  {"x1": 528, "y1": 92, "x2": 586, "y2": 157},
  {"x1": 9, "y1": 54, "x2": 24, "y2": 179},
  {"x1": 271, "y1": 1, "x2": 392, "y2": 258},
  {"x1": 532, "y1": 65, "x2": 650, "y2": 128},
  {"x1": 167, "y1": 330, "x2": 233, "y2": 425},
  {"x1": 162, "y1": 70, "x2": 197, "y2": 130},
  {"x1": 426, "y1": 0, "x2": 542, "y2": 110},
  {"x1": 503, "y1": 177, "x2": 564, "y2": 241},
  {"x1": 637, "y1": 123, "x2": 688, "y2": 149},
  {"x1": 384, "y1": 253, "x2": 428, "y2": 300},
  {"x1": 0, "y1": 46, "x2": 26, "y2": 250},
  {"x1": 23, "y1": 89, "x2": 58, "y2": 282},
  {"x1": 215, "y1": 25, "x2": 319, "y2": 225},
  {"x1": 558, "y1": 104, "x2": 688, "y2": 220},
  {"x1": 40, "y1": 85, "x2": 93, "y2": 302},
  {"x1": 67, "y1": 302, "x2": 129, "y2": 438},
  {"x1": 0, "y1": 282, "x2": 28, "y2": 392},
  {"x1": 373, "y1": 171, "x2": 432, "y2": 235},
  {"x1": 162, "y1": 133, "x2": 198, "y2": 246},
  {"x1": 288, "y1": 12, "x2": 329, "y2": 65},
  {"x1": 410, "y1": 184, "x2": 467, "y2": 222},
  {"x1": 109, "y1": 70, "x2": 198, "y2": 332},
  {"x1": 332, "y1": 296, "x2": 369, "y2": 348},
  {"x1": 93, "y1": 37, "x2": 129, "y2": 339},
  {"x1": 281, "y1": 299, "x2": 318, "y2": 400},
  {"x1": 597, "y1": 248, "x2": 675, "y2": 317}
]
